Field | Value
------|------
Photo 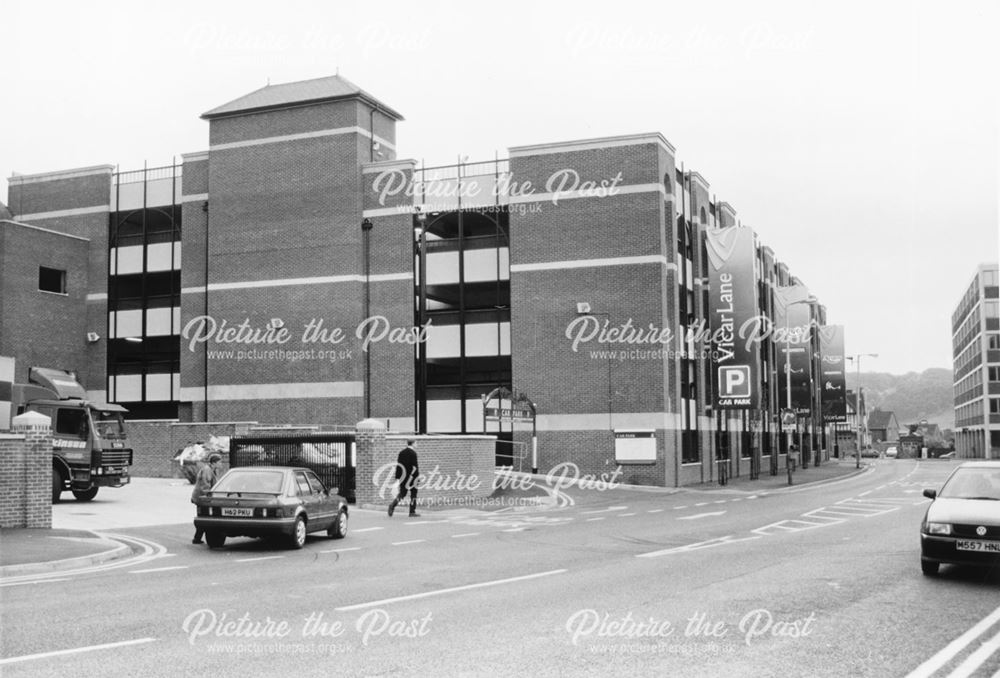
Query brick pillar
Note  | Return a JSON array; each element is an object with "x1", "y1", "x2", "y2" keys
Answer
[
  {"x1": 355, "y1": 419, "x2": 388, "y2": 506},
  {"x1": 12, "y1": 411, "x2": 53, "y2": 529}
]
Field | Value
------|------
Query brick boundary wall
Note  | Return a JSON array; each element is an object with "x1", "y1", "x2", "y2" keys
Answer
[
  {"x1": 0, "y1": 412, "x2": 53, "y2": 528},
  {"x1": 354, "y1": 419, "x2": 495, "y2": 510},
  {"x1": 127, "y1": 420, "x2": 260, "y2": 479}
]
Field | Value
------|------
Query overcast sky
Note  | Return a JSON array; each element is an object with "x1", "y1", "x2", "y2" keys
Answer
[{"x1": 4, "y1": 0, "x2": 997, "y2": 375}]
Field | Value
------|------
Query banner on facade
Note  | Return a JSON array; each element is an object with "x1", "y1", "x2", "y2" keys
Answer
[
  {"x1": 706, "y1": 227, "x2": 760, "y2": 409},
  {"x1": 775, "y1": 285, "x2": 813, "y2": 413},
  {"x1": 819, "y1": 324, "x2": 847, "y2": 423}
]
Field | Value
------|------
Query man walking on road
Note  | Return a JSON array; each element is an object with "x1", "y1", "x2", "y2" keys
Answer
[
  {"x1": 388, "y1": 439, "x2": 420, "y2": 518},
  {"x1": 191, "y1": 453, "x2": 222, "y2": 544}
]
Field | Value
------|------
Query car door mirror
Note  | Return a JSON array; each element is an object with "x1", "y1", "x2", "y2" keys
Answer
[{"x1": 923, "y1": 489, "x2": 937, "y2": 500}]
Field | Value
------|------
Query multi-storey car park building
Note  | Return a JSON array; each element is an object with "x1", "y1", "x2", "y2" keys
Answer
[
  {"x1": 1, "y1": 74, "x2": 845, "y2": 487},
  {"x1": 952, "y1": 263, "x2": 1000, "y2": 459}
]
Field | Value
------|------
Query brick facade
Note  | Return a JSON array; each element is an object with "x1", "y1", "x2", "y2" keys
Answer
[{"x1": 3, "y1": 75, "x2": 834, "y2": 489}]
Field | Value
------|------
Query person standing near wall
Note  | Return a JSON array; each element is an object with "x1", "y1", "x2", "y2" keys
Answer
[{"x1": 388, "y1": 439, "x2": 420, "y2": 518}]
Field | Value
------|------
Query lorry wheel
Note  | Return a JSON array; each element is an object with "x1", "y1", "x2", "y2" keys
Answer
[
  {"x1": 206, "y1": 531, "x2": 226, "y2": 549},
  {"x1": 52, "y1": 467, "x2": 64, "y2": 503},
  {"x1": 73, "y1": 486, "x2": 99, "y2": 501}
]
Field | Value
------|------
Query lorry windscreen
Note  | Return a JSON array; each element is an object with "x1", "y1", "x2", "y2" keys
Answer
[{"x1": 92, "y1": 411, "x2": 126, "y2": 439}]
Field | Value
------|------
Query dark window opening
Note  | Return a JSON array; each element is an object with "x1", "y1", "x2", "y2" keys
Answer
[{"x1": 39, "y1": 266, "x2": 67, "y2": 294}]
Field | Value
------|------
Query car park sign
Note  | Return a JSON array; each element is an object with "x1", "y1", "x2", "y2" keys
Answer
[{"x1": 706, "y1": 227, "x2": 760, "y2": 409}]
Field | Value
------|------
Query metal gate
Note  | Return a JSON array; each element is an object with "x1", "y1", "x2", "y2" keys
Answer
[{"x1": 229, "y1": 432, "x2": 356, "y2": 503}]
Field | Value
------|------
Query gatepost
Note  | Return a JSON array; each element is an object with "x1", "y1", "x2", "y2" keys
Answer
[
  {"x1": 5, "y1": 411, "x2": 54, "y2": 528},
  {"x1": 355, "y1": 419, "x2": 388, "y2": 506}
]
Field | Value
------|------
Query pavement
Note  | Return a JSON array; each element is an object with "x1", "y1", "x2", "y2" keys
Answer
[{"x1": 0, "y1": 458, "x2": 871, "y2": 577}]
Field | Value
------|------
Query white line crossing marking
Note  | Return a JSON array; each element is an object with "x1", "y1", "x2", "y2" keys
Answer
[
  {"x1": 392, "y1": 539, "x2": 426, "y2": 546},
  {"x1": 619, "y1": 513, "x2": 637, "y2": 517},
  {"x1": 335, "y1": 569, "x2": 568, "y2": 611},
  {"x1": 0, "y1": 637, "x2": 157, "y2": 666},
  {"x1": 354, "y1": 527, "x2": 384, "y2": 533},
  {"x1": 673, "y1": 506, "x2": 689, "y2": 510},
  {"x1": 502, "y1": 528, "x2": 526, "y2": 532},
  {"x1": 128, "y1": 566, "x2": 190, "y2": 574},
  {"x1": 677, "y1": 511, "x2": 726, "y2": 521},
  {"x1": 234, "y1": 556, "x2": 284, "y2": 563},
  {"x1": 586, "y1": 517, "x2": 606, "y2": 522},
  {"x1": 647, "y1": 509, "x2": 664, "y2": 513},
  {"x1": 904, "y1": 605, "x2": 1000, "y2": 678},
  {"x1": 320, "y1": 547, "x2": 361, "y2": 553},
  {"x1": 451, "y1": 533, "x2": 480, "y2": 538}
]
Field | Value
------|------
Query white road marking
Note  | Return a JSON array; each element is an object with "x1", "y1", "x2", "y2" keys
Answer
[
  {"x1": 128, "y1": 566, "x2": 189, "y2": 574},
  {"x1": 677, "y1": 511, "x2": 726, "y2": 520},
  {"x1": 234, "y1": 556, "x2": 284, "y2": 563},
  {"x1": 335, "y1": 569, "x2": 568, "y2": 611},
  {"x1": 0, "y1": 637, "x2": 157, "y2": 666},
  {"x1": 647, "y1": 509, "x2": 664, "y2": 513},
  {"x1": 320, "y1": 547, "x2": 361, "y2": 553},
  {"x1": 695, "y1": 502, "x2": 709, "y2": 507},
  {"x1": 586, "y1": 517, "x2": 606, "y2": 522},
  {"x1": 451, "y1": 533, "x2": 480, "y2": 538},
  {"x1": 354, "y1": 527, "x2": 384, "y2": 533},
  {"x1": 392, "y1": 539, "x2": 426, "y2": 546},
  {"x1": 637, "y1": 535, "x2": 761, "y2": 558},
  {"x1": 904, "y1": 605, "x2": 1000, "y2": 678},
  {"x1": 0, "y1": 578, "x2": 70, "y2": 588},
  {"x1": 581, "y1": 506, "x2": 628, "y2": 515},
  {"x1": 619, "y1": 513, "x2": 637, "y2": 517},
  {"x1": 502, "y1": 528, "x2": 526, "y2": 532},
  {"x1": 673, "y1": 506, "x2": 689, "y2": 510},
  {"x1": 947, "y1": 627, "x2": 1000, "y2": 678}
]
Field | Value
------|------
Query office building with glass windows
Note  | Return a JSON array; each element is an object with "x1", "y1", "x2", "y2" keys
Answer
[
  {"x1": 2, "y1": 74, "x2": 837, "y2": 486},
  {"x1": 952, "y1": 263, "x2": 1000, "y2": 458}
]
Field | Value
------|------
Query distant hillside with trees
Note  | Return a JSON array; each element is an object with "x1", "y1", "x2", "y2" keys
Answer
[{"x1": 846, "y1": 368, "x2": 954, "y2": 430}]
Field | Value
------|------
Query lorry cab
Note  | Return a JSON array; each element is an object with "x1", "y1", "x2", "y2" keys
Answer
[{"x1": 11, "y1": 367, "x2": 133, "y2": 502}]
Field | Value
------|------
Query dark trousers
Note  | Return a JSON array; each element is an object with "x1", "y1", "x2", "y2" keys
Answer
[{"x1": 392, "y1": 481, "x2": 418, "y2": 514}]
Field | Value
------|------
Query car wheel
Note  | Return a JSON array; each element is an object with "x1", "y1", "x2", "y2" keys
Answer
[
  {"x1": 328, "y1": 508, "x2": 348, "y2": 539},
  {"x1": 290, "y1": 516, "x2": 307, "y2": 549},
  {"x1": 206, "y1": 531, "x2": 226, "y2": 549},
  {"x1": 52, "y1": 466, "x2": 64, "y2": 503},
  {"x1": 72, "y1": 486, "x2": 99, "y2": 501},
  {"x1": 921, "y1": 559, "x2": 939, "y2": 576}
]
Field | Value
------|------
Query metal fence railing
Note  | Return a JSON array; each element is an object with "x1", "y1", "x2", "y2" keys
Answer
[{"x1": 229, "y1": 432, "x2": 356, "y2": 503}]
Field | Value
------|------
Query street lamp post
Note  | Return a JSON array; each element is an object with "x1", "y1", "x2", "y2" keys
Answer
[
  {"x1": 361, "y1": 218, "x2": 373, "y2": 419},
  {"x1": 414, "y1": 210, "x2": 428, "y2": 434},
  {"x1": 847, "y1": 353, "x2": 878, "y2": 469}
]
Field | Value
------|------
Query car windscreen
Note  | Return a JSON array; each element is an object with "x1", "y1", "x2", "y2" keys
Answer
[
  {"x1": 213, "y1": 470, "x2": 285, "y2": 494},
  {"x1": 939, "y1": 468, "x2": 1000, "y2": 500}
]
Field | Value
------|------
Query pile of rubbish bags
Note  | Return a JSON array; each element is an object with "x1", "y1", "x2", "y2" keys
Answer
[{"x1": 173, "y1": 435, "x2": 230, "y2": 484}]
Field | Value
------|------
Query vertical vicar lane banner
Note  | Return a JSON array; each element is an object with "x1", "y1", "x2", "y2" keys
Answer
[
  {"x1": 775, "y1": 285, "x2": 813, "y2": 413},
  {"x1": 819, "y1": 325, "x2": 847, "y2": 423},
  {"x1": 706, "y1": 227, "x2": 760, "y2": 408}
]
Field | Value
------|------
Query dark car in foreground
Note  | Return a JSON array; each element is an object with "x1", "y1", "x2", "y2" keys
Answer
[
  {"x1": 194, "y1": 466, "x2": 348, "y2": 549},
  {"x1": 920, "y1": 461, "x2": 1000, "y2": 576}
]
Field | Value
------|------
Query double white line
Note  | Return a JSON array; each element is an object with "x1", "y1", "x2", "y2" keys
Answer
[{"x1": 906, "y1": 605, "x2": 1000, "y2": 678}]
